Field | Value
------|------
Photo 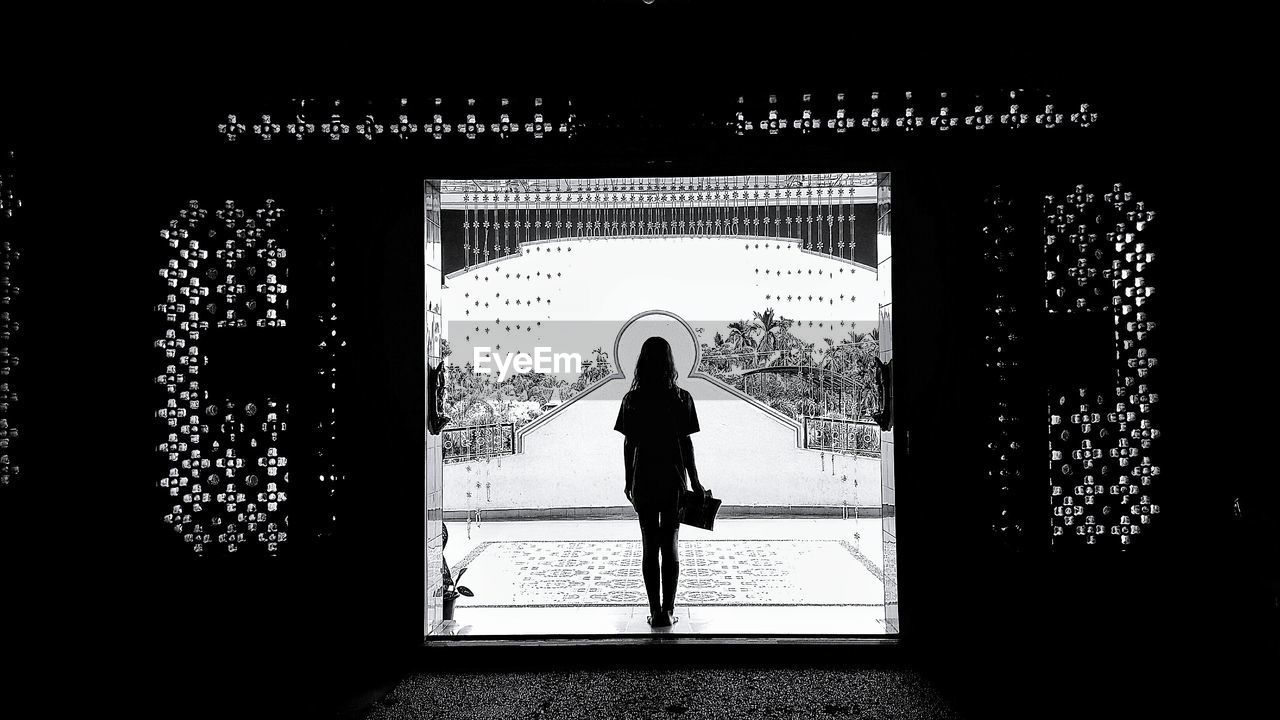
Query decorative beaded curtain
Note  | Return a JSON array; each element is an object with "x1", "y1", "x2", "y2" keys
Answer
[{"x1": 446, "y1": 174, "x2": 877, "y2": 274}]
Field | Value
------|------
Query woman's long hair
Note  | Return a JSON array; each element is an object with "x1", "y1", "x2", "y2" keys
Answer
[{"x1": 631, "y1": 336, "x2": 678, "y2": 394}]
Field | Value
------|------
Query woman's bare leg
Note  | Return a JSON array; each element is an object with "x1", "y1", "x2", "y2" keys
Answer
[
  {"x1": 659, "y1": 509, "x2": 680, "y2": 614},
  {"x1": 638, "y1": 510, "x2": 664, "y2": 620}
]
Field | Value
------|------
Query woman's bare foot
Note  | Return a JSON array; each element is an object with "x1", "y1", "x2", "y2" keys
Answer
[{"x1": 647, "y1": 610, "x2": 673, "y2": 628}]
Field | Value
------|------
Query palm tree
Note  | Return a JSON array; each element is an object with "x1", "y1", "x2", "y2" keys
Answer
[
  {"x1": 752, "y1": 308, "x2": 793, "y2": 365},
  {"x1": 727, "y1": 319, "x2": 757, "y2": 349},
  {"x1": 820, "y1": 337, "x2": 836, "y2": 369},
  {"x1": 778, "y1": 315, "x2": 796, "y2": 350},
  {"x1": 841, "y1": 328, "x2": 879, "y2": 372}
]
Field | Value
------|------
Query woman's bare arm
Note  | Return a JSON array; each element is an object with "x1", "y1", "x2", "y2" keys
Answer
[
  {"x1": 680, "y1": 435, "x2": 703, "y2": 492},
  {"x1": 624, "y1": 436, "x2": 637, "y2": 493}
]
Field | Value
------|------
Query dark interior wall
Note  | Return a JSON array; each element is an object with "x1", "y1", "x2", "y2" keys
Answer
[{"x1": 0, "y1": 46, "x2": 1270, "y2": 719}]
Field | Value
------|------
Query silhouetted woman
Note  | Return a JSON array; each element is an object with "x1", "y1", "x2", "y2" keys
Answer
[{"x1": 614, "y1": 336, "x2": 704, "y2": 628}]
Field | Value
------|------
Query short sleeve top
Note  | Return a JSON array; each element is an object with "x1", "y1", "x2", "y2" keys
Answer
[
  {"x1": 613, "y1": 387, "x2": 699, "y2": 442},
  {"x1": 614, "y1": 387, "x2": 699, "y2": 511}
]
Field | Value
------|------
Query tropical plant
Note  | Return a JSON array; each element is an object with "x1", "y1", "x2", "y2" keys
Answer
[
  {"x1": 438, "y1": 523, "x2": 475, "y2": 604},
  {"x1": 751, "y1": 308, "x2": 790, "y2": 356},
  {"x1": 441, "y1": 562, "x2": 473, "y2": 602},
  {"x1": 726, "y1": 319, "x2": 757, "y2": 349}
]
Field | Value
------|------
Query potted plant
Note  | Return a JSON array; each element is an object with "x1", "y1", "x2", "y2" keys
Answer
[{"x1": 437, "y1": 523, "x2": 474, "y2": 621}]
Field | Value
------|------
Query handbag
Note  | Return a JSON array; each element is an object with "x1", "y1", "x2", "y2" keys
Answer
[
  {"x1": 670, "y1": 408, "x2": 720, "y2": 529},
  {"x1": 679, "y1": 486, "x2": 721, "y2": 531}
]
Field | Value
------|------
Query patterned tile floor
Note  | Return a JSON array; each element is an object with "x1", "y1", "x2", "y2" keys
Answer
[{"x1": 433, "y1": 518, "x2": 889, "y2": 636}]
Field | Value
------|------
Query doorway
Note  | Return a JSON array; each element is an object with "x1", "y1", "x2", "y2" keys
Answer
[{"x1": 424, "y1": 173, "x2": 896, "y2": 637}]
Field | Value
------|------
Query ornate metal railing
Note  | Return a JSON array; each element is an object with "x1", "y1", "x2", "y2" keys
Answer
[
  {"x1": 701, "y1": 344, "x2": 879, "y2": 423},
  {"x1": 803, "y1": 417, "x2": 881, "y2": 457},
  {"x1": 442, "y1": 422, "x2": 515, "y2": 464}
]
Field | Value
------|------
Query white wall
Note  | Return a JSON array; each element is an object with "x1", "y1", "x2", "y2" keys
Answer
[
  {"x1": 444, "y1": 374, "x2": 881, "y2": 512},
  {"x1": 444, "y1": 234, "x2": 882, "y2": 384},
  {"x1": 442, "y1": 233, "x2": 884, "y2": 513}
]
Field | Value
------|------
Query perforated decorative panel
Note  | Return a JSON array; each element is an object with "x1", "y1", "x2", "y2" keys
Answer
[
  {"x1": 0, "y1": 149, "x2": 21, "y2": 487},
  {"x1": 982, "y1": 188, "x2": 1026, "y2": 545},
  {"x1": 0, "y1": 150, "x2": 16, "y2": 218},
  {"x1": 733, "y1": 89, "x2": 1098, "y2": 135},
  {"x1": 221, "y1": 97, "x2": 577, "y2": 143},
  {"x1": 220, "y1": 90, "x2": 1096, "y2": 143},
  {"x1": 155, "y1": 200, "x2": 291, "y2": 554},
  {"x1": 1045, "y1": 184, "x2": 1159, "y2": 547},
  {"x1": 312, "y1": 208, "x2": 344, "y2": 542}
]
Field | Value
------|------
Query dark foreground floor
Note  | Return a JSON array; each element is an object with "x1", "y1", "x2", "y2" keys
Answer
[{"x1": 354, "y1": 664, "x2": 958, "y2": 720}]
